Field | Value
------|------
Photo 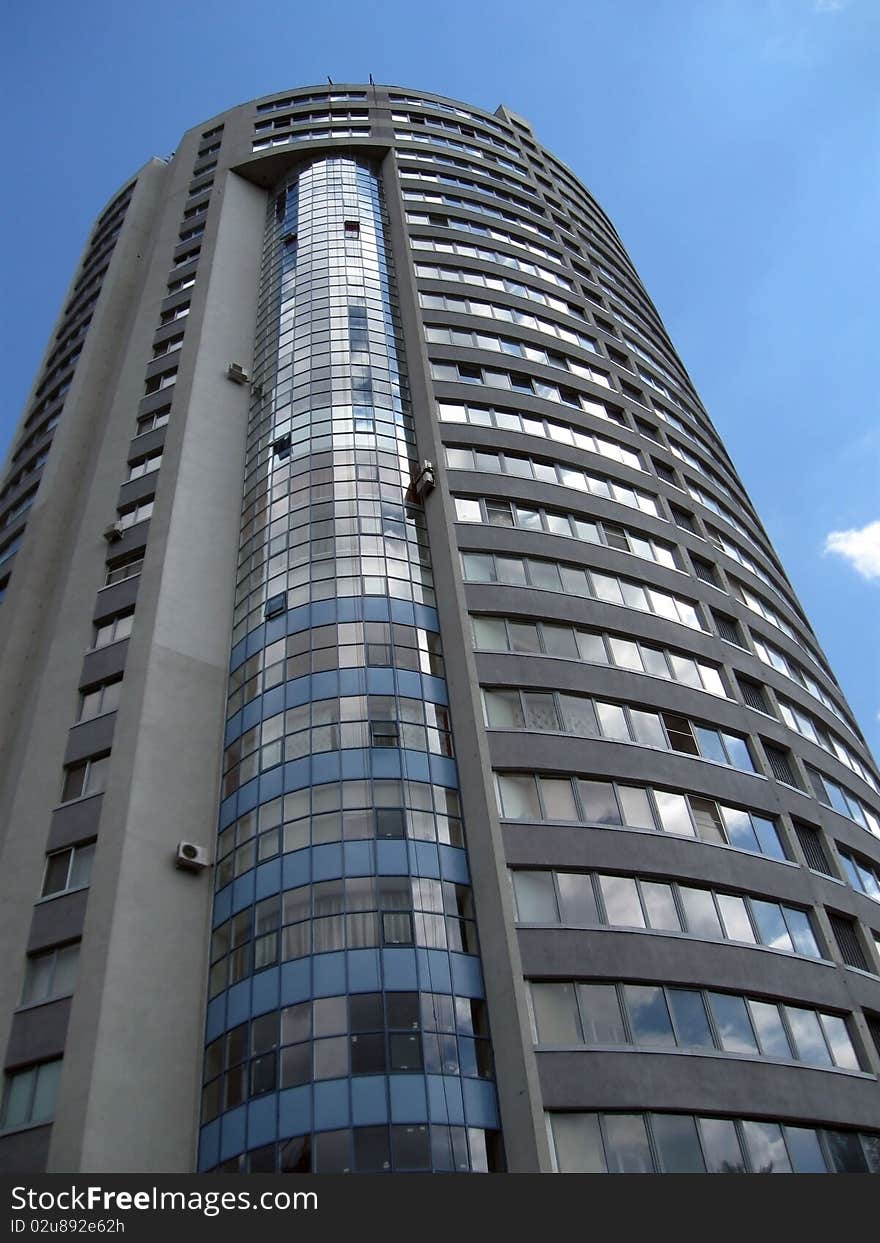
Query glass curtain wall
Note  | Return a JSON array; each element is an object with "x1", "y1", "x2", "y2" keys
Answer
[{"x1": 198, "y1": 157, "x2": 501, "y2": 1174}]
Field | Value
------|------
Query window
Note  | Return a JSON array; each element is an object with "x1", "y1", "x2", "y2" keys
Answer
[
  {"x1": 105, "y1": 553, "x2": 144, "y2": 586},
  {"x1": 92, "y1": 611, "x2": 133, "y2": 649},
  {"x1": 116, "y1": 499, "x2": 154, "y2": 530},
  {"x1": 159, "y1": 302, "x2": 190, "y2": 325},
  {"x1": 60, "y1": 755, "x2": 109, "y2": 803},
  {"x1": 78, "y1": 678, "x2": 122, "y2": 721},
  {"x1": 127, "y1": 451, "x2": 162, "y2": 480},
  {"x1": 135, "y1": 407, "x2": 170, "y2": 436},
  {"x1": 265, "y1": 592, "x2": 287, "y2": 619},
  {"x1": 1, "y1": 1060, "x2": 62, "y2": 1131},
  {"x1": 20, "y1": 944, "x2": 80, "y2": 1006},
  {"x1": 152, "y1": 333, "x2": 184, "y2": 359},
  {"x1": 41, "y1": 843, "x2": 95, "y2": 897},
  {"x1": 144, "y1": 368, "x2": 177, "y2": 395}
]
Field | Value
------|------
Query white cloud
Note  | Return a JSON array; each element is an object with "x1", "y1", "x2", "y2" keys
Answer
[
  {"x1": 814, "y1": 0, "x2": 849, "y2": 11},
  {"x1": 824, "y1": 521, "x2": 880, "y2": 580}
]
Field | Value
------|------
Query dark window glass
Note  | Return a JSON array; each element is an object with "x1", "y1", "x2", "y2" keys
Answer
[
  {"x1": 247, "y1": 1145, "x2": 276, "y2": 1173},
  {"x1": 667, "y1": 990, "x2": 714, "y2": 1049},
  {"x1": 249, "y1": 1052, "x2": 276, "y2": 1096},
  {"x1": 389, "y1": 1032, "x2": 423, "y2": 1071},
  {"x1": 652, "y1": 1114, "x2": 706, "y2": 1173},
  {"x1": 350, "y1": 1033, "x2": 386, "y2": 1075},
  {"x1": 280, "y1": 1134, "x2": 311, "y2": 1173},
  {"x1": 387, "y1": 992, "x2": 420, "y2": 1029},
  {"x1": 783, "y1": 1126, "x2": 827, "y2": 1173},
  {"x1": 392, "y1": 1124, "x2": 431, "y2": 1170},
  {"x1": 349, "y1": 993, "x2": 384, "y2": 1032},
  {"x1": 280, "y1": 1043, "x2": 311, "y2": 1088},
  {"x1": 375, "y1": 808, "x2": 406, "y2": 838},
  {"x1": 698, "y1": 1117, "x2": 746, "y2": 1173},
  {"x1": 314, "y1": 1128, "x2": 351, "y2": 1173},
  {"x1": 624, "y1": 985, "x2": 675, "y2": 1047},
  {"x1": 354, "y1": 1126, "x2": 391, "y2": 1172}
]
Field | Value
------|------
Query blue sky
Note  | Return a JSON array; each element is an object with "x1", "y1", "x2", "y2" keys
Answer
[{"x1": 2, "y1": 0, "x2": 878, "y2": 755}]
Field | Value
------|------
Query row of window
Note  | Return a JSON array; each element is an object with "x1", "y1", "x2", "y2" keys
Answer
[
  {"x1": 482, "y1": 687, "x2": 755, "y2": 772},
  {"x1": 407, "y1": 208, "x2": 562, "y2": 265},
  {"x1": 202, "y1": 990, "x2": 490, "y2": 1124},
  {"x1": 461, "y1": 550, "x2": 703, "y2": 629},
  {"x1": 405, "y1": 187, "x2": 551, "y2": 241},
  {"x1": 471, "y1": 614, "x2": 727, "y2": 697},
  {"x1": 779, "y1": 697, "x2": 877, "y2": 795},
  {"x1": 253, "y1": 128, "x2": 370, "y2": 151},
  {"x1": 455, "y1": 497, "x2": 677, "y2": 575},
  {"x1": 394, "y1": 113, "x2": 519, "y2": 156},
  {"x1": 397, "y1": 131, "x2": 524, "y2": 177},
  {"x1": 511, "y1": 869, "x2": 819, "y2": 958},
  {"x1": 227, "y1": 620, "x2": 441, "y2": 710},
  {"x1": 423, "y1": 294, "x2": 599, "y2": 355},
  {"x1": 415, "y1": 264, "x2": 578, "y2": 315},
  {"x1": 495, "y1": 773, "x2": 787, "y2": 860},
  {"x1": 529, "y1": 980, "x2": 860, "y2": 1071},
  {"x1": 222, "y1": 692, "x2": 454, "y2": 795},
  {"x1": 806, "y1": 765, "x2": 880, "y2": 840},
  {"x1": 429, "y1": 332, "x2": 611, "y2": 389},
  {"x1": 448, "y1": 434, "x2": 652, "y2": 502},
  {"x1": 839, "y1": 848, "x2": 880, "y2": 903},
  {"x1": 209, "y1": 1123, "x2": 501, "y2": 1174},
  {"x1": 401, "y1": 168, "x2": 543, "y2": 221},
  {"x1": 255, "y1": 106, "x2": 368, "y2": 132},
  {"x1": 547, "y1": 1110, "x2": 880, "y2": 1174},
  {"x1": 409, "y1": 234, "x2": 572, "y2": 288},
  {"x1": 208, "y1": 875, "x2": 477, "y2": 996},
  {"x1": 216, "y1": 778, "x2": 464, "y2": 891},
  {"x1": 753, "y1": 632, "x2": 855, "y2": 735}
]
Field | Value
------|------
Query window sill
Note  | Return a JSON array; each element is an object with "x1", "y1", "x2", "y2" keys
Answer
[
  {"x1": 86, "y1": 635, "x2": 130, "y2": 655},
  {"x1": 71, "y1": 708, "x2": 118, "y2": 728},
  {"x1": 51, "y1": 791, "x2": 104, "y2": 814},
  {"x1": 34, "y1": 883, "x2": 90, "y2": 906},
  {"x1": 99, "y1": 571, "x2": 142, "y2": 591},
  {"x1": 14, "y1": 992, "x2": 74, "y2": 1015},
  {"x1": 0, "y1": 1118, "x2": 54, "y2": 1140}
]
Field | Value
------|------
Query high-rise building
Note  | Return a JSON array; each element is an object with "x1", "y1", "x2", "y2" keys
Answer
[{"x1": 1, "y1": 83, "x2": 879, "y2": 1177}]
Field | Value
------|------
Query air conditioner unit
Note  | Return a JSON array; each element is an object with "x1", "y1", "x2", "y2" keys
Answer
[
  {"x1": 175, "y1": 841, "x2": 210, "y2": 872},
  {"x1": 227, "y1": 363, "x2": 249, "y2": 385},
  {"x1": 103, "y1": 523, "x2": 124, "y2": 543}
]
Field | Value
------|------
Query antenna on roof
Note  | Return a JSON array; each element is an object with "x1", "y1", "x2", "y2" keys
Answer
[
  {"x1": 327, "y1": 76, "x2": 334, "y2": 85},
  {"x1": 369, "y1": 73, "x2": 374, "y2": 85}
]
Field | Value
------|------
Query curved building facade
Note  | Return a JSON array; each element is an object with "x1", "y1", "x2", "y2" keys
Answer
[{"x1": 1, "y1": 84, "x2": 879, "y2": 1175}]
